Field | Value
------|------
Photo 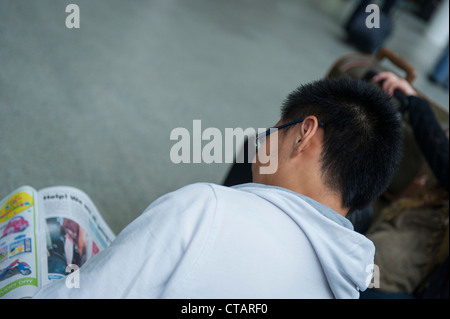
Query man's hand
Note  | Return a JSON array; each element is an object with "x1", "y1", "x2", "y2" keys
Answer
[{"x1": 374, "y1": 72, "x2": 418, "y2": 97}]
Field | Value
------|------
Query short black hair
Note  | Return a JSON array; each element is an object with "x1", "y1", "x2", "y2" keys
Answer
[{"x1": 281, "y1": 77, "x2": 403, "y2": 211}]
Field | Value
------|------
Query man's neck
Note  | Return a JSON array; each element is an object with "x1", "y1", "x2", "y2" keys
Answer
[
  {"x1": 275, "y1": 180, "x2": 349, "y2": 217},
  {"x1": 300, "y1": 188, "x2": 349, "y2": 217}
]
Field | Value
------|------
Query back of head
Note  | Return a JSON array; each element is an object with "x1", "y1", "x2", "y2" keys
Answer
[{"x1": 281, "y1": 77, "x2": 403, "y2": 211}]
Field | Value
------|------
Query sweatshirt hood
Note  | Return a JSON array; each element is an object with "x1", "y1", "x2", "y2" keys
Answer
[{"x1": 234, "y1": 183, "x2": 375, "y2": 299}]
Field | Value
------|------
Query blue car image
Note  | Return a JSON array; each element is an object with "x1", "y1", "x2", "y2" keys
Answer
[{"x1": 0, "y1": 259, "x2": 31, "y2": 281}]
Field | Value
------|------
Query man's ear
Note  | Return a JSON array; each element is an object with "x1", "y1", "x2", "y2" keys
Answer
[{"x1": 295, "y1": 116, "x2": 320, "y2": 153}]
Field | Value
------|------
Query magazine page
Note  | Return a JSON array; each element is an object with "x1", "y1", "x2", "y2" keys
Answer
[
  {"x1": 0, "y1": 186, "x2": 43, "y2": 299},
  {"x1": 37, "y1": 186, "x2": 115, "y2": 282}
]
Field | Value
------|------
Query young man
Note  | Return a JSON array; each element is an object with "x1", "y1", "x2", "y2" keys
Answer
[{"x1": 34, "y1": 77, "x2": 403, "y2": 299}]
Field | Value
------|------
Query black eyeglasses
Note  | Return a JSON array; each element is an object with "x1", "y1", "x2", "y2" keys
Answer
[{"x1": 255, "y1": 118, "x2": 324, "y2": 151}]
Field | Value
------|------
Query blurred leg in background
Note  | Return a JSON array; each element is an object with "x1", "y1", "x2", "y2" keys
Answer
[{"x1": 430, "y1": 44, "x2": 449, "y2": 89}]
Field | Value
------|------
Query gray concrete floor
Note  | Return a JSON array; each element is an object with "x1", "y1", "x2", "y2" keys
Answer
[{"x1": 1, "y1": 0, "x2": 448, "y2": 234}]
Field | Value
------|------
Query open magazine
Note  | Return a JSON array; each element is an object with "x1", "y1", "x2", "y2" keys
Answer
[{"x1": 0, "y1": 185, "x2": 115, "y2": 298}]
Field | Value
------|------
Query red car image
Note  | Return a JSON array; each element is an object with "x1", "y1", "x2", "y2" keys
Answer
[
  {"x1": 1, "y1": 216, "x2": 29, "y2": 238},
  {"x1": 0, "y1": 259, "x2": 31, "y2": 281}
]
